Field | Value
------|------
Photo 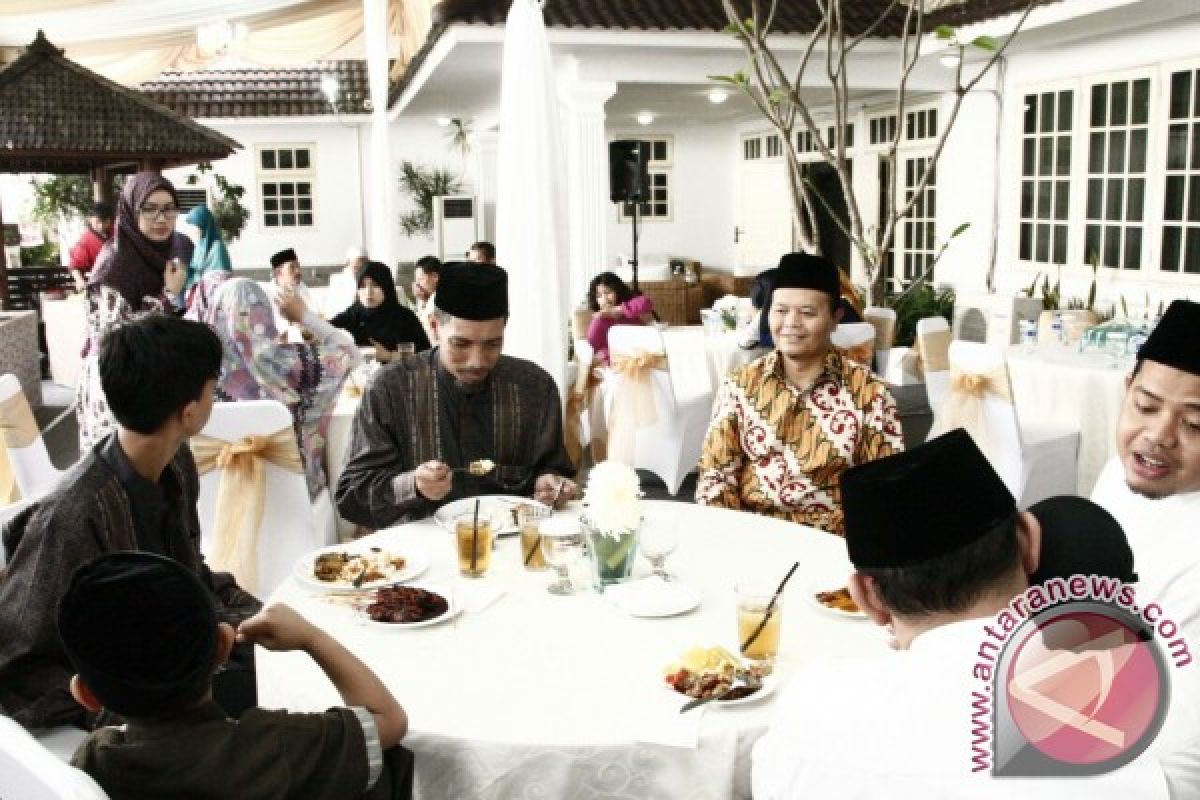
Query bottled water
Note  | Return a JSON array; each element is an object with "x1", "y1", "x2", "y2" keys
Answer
[
  {"x1": 1050, "y1": 312, "x2": 1065, "y2": 346},
  {"x1": 1020, "y1": 319, "x2": 1038, "y2": 352}
]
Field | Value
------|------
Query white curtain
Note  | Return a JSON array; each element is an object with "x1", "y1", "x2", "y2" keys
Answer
[{"x1": 495, "y1": 0, "x2": 569, "y2": 400}]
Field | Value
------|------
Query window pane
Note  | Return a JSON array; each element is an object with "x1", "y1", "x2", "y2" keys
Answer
[
  {"x1": 1055, "y1": 181, "x2": 1070, "y2": 220},
  {"x1": 1162, "y1": 226, "x2": 1181, "y2": 272},
  {"x1": 1168, "y1": 124, "x2": 1188, "y2": 170},
  {"x1": 1020, "y1": 223, "x2": 1032, "y2": 260},
  {"x1": 1127, "y1": 178, "x2": 1144, "y2": 222},
  {"x1": 1090, "y1": 84, "x2": 1107, "y2": 127},
  {"x1": 298, "y1": 197, "x2": 312, "y2": 211},
  {"x1": 263, "y1": 198, "x2": 277, "y2": 211},
  {"x1": 1037, "y1": 182, "x2": 1052, "y2": 219},
  {"x1": 278, "y1": 150, "x2": 294, "y2": 169},
  {"x1": 926, "y1": 221, "x2": 935, "y2": 248},
  {"x1": 929, "y1": 110, "x2": 937, "y2": 137},
  {"x1": 1186, "y1": 228, "x2": 1200, "y2": 273},
  {"x1": 1165, "y1": 175, "x2": 1185, "y2": 220},
  {"x1": 917, "y1": 113, "x2": 926, "y2": 139},
  {"x1": 1058, "y1": 91, "x2": 1073, "y2": 132},
  {"x1": 906, "y1": 114, "x2": 915, "y2": 140},
  {"x1": 1040, "y1": 92, "x2": 1055, "y2": 132},
  {"x1": 299, "y1": 213, "x2": 313, "y2": 226},
  {"x1": 297, "y1": 182, "x2": 311, "y2": 196},
  {"x1": 1023, "y1": 140, "x2": 1036, "y2": 176},
  {"x1": 1056, "y1": 136, "x2": 1072, "y2": 175},
  {"x1": 1089, "y1": 132, "x2": 1105, "y2": 173},
  {"x1": 1105, "y1": 179, "x2": 1124, "y2": 220},
  {"x1": 1085, "y1": 225, "x2": 1102, "y2": 262},
  {"x1": 1110, "y1": 81, "x2": 1128, "y2": 125},
  {"x1": 1171, "y1": 71, "x2": 1192, "y2": 120},
  {"x1": 280, "y1": 198, "x2": 294, "y2": 211},
  {"x1": 282, "y1": 214, "x2": 296, "y2": 226},
  {"x1": 1103, "y1": 225, "x2": 1121, "y2": 267},
  {"x1": 1193, "y1": 122, "x2": 1200, "y2": 170},
  {"x1": 1087, "y1": 179, "x2": 1104, "y2": 219},
  {"x1": 1132, "y1": 79, "x2": 1149, "y2": 125},
  {"x1": 928, "y1": 188, "x2": 936, "y2": 215},
  {"x1": 1036, "y1": 224, "x2": 1050, "y2": 262},
  {"x1": 654, "y1": 203, "x2": 668, "y2": 216},
  {"x1": 654, "y1": 141, "x2": 667, "y2": 161},
  {"x1": 1053, "y1": 225, "x2": 1068, "y2": 264},
  {"x1": 262, "y1": 183, "x2": 277, "y2": 197},
  {"x1": 265, "y1": 214, "x2": 278, "y2": 227},
  {"x1": 1021, "y1": 182, "x2": 1034, "y2": 217},
  {"x1": 1024, "y1": 95, "x2": 1037, "y2": 133},
  {"x1": 260, "y1": 150, "x2": 276, "y2": 169},
  {"x1": 1190, "y1": 176, "x2": 1200, "y2": 222},
  {"x1": 1039, "y1": 138, "x2": 1054, "y2": 175},
  {"x1": 1124, "y1": 227, "x2": 1142, "y2": 270},
  {"x1": 280, "y1": 182, "x2": 294, "y2": 195},
  {"x1": 1108, "y1": 131, "x2": 1126, "y2": 173},
  {"x1": 295, "y1": 149, "x2": 311, "y2": 169}
]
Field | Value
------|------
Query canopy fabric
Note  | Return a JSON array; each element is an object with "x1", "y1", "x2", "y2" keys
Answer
[{"x1": 495, "y1": 0, "x2": 569, "y2": 400}]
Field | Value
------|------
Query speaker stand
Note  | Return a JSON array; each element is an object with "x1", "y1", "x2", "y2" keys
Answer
[{"x1": 629, "y1": 196, "x2": 640, "y2": 293}]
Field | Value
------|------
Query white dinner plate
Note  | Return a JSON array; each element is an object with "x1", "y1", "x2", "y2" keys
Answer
[
  {"x1": 665, "y1": 674, "x2": 778, "y2": 709},
  {"x1": 293, "y1": 544, "x2": 430, "y2": 593},
  {"x1": 434, "y1": 495, "x2": 548, "y2": 537},
  {"x1": 606, "y1": 578, "x2": 701, "y2": 618},
  {"x1": 806, "y1": 586, "x2": 868, "y2": 620},
  {"x1": 359, "y1": 587, "x2": 458, "y2": 630}
]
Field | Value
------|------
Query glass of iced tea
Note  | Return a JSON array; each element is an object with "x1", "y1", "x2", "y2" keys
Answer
[
  {"x1": 455, "y1": 513, "x2": 493, "y2": 578},
  {"x1": 736, "y1": 584, "x2": 783, "y2": 666},
  {"x1": 517, "y1": 504, "x2": 551, "y2": 571}
]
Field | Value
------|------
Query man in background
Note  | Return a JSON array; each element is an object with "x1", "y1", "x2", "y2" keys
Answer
[
  {"x1": 467, "y1": 241, "x2": 496, "y2": 265},
  {"x1": 68, "y1": 202, "x2": 114, "y2": 291}
]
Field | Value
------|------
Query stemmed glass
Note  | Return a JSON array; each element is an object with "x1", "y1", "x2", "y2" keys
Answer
[
  {"x1": 640, "y1": 517, "x2": 679, "y2": 581},
  {"x1": 541, "y1": 528, "x2": 584, "y2": 595},
  {"x1": 1106, "y1": 331, "x2": 1128, "y2": 369}
]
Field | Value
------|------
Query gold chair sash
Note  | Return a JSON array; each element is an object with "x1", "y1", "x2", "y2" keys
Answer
[
  {"x1": 917, "y1": 329, "x2": 952, "y2": 373},
  {"x1": 0, "y1": 441, "x2": 17, "y2": 506},
  {"x1": 0, "y1": 388, "x2": 42, "y2": 505},
  {"x1": 565, "y1": 354, "x2": 606, "y2": 467},
  {"x1": 933, "y1": 366, "x2": 1013, "y2": 457},
  {"x1": 606, "y1": 349, "x2": 669, "y2": 465},
  {"x1": 836, "y1": 342, "x2": 875, "y2": 368},
  {"x1": 863, "y1": 312, "x2": 896, "y2": 351},
  {"x1": 192, "y1": 427, "x2": 304, "y2": 594}
]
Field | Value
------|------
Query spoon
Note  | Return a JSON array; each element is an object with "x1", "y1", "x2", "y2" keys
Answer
[
  {"x1": 451, "y1": 459, "x2": 496, "y2": 476},
  {"x1": 678, "y1": 671, "x2": 763, "y2": 714}
]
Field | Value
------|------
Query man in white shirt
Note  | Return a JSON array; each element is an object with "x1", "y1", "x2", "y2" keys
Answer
[
  {"x1": 265, "y1": 247, "x2": 314, "y2": 342},
  {"x1": 753, "y1": 429, "x2": 1181, "y2": 799},
  {"x1": 411, "y1": 255, "x2": 441, "y2": 340},
  {"x1": 323, "y1": 246, "x2": 368, "y2": 318}
]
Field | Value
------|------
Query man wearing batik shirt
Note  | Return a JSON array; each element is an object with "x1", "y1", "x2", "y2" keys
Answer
[{"x1": 695, "y1": 252, "x2": 902, "y2": 535}]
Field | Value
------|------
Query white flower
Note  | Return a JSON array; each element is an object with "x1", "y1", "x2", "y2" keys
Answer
[
  {"x1": 712, "y1": 294, "x2": 741, "y2": 314},
  {"x1": 581, "y1": 460, "x2": 642, "y2": 538}
]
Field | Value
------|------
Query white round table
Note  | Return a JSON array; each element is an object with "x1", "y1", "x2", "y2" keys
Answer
[{"x1": 258, "y1": 500, "x2": 886, "y2": 799}]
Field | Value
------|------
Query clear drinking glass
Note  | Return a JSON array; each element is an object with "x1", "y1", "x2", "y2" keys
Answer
[
  {"x1": 1106, "y1": 331, "x2": 1128, "y2": 369},
  {"x1": 640, "y1": 517, "x2": 679, "y2": 581},
  {"x1": 736, "y1": 582, "x2": 783, "y2": 667},
  {"x1": 541, "y1": 529, "x2": 584, "y2": 595}
]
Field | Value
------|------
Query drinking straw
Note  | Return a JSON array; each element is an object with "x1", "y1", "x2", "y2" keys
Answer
[
  {"x1": 741, "y1": 561, "x2": 799, "y2": 653},
  {"x1": 471, "y1": 498, "x2": 481, "y2": 572},
  {"x1": 524, "y1": 531, "x2": 540, "y2": 566}
]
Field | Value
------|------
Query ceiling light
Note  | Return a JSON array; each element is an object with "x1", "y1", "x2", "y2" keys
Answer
[
  {"x1": 435, "y1": 116, "x2": 452, "y2": 127},
  {"x1": 636, "y1": 111, "x2": 654, "y2": 126},
  {"x1": 708, "y1": 88, "x2": 729, "y2": 104},
  {"x1": 939, "y1": 48, "x2": 961, "y2": 69},
  {"x1": 320, "y1": 75, "x2": 339, "y2": 105}
]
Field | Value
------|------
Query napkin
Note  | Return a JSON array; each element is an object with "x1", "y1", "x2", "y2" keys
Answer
[
  {"x1": 455, "y1": 582, "x2": 507, "y2": 614},
  {"x1": 630, "y1": 685, "x2": 703, "y2": 749}
]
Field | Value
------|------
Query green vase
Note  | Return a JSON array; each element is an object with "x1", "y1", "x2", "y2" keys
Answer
[{"x1": 583, "y1": 523, "x2": 639, "y2": 591}]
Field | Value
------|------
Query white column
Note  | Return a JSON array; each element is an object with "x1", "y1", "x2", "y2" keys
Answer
[
  {"x1": 363, "y1": 0, "x2": 394, "y2": 266},
  {"x1": 473, "y1": 128, "x2": 500, "y2": 245},
  {"x1": 558, "y1": 70, "x2": 616, "y2": 309}
]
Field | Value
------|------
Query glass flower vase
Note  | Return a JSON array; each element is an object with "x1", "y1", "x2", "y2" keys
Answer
[{"x1": 582, "y1": 519, "x2": 639, "y2": 591}]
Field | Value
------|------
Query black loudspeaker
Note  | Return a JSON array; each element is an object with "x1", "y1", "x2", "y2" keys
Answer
[{"x1": 609, "y1": 140, "x2": 651, "y2": 203}]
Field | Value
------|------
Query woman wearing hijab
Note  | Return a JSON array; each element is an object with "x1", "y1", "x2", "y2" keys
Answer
[
  {"x1": 181, "y1": 205, "x2": 233, "y2": 299},
  {"x1": 330, "y1": 260, "x2": 430, "y2": 362},
  {"x1": 76, "y1": 172, "x2": 193, "y2": 450},
  {"x1": 195, "y1": 275, "x2": 357, "y2": 499}
]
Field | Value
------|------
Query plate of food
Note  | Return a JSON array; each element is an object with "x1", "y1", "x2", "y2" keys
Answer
[
  {"x1": 662, "y1": 646, "x2": 776, "y2": 708},
  {"x1": 358, "y1": 585, "x2": 456, "y2": 629},
  {"x1": 810, "y1": 586, "x2": 868, "y2": 619},
  {"x1": 434, "y1": 495, "x2": 548, "y2": 537},
  {"x1": 293, "y1": 545, "x2": 429, "y2": 593}
]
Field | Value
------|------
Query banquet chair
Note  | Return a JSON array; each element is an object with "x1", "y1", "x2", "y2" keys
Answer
[
  {"x1": 0, "y1": 373, "x2": 65, "y2": 500},
  {"x1": 831, "y1": 323, "x2": 877, "y2": 370},
  {"x1": 862, "y1": 306, "x2": 896, "y2": 374},
  {"x1": 933, "y1": 341, "x2": 1079, "y2": 505},
  {"x1": 0, "y1": 715, "x2": 109, "y2": 797},
  {"x1": 605, "y1": 326, "x2": 713, "y2": 495},
  {"x1": 915, "y1": 317, "x2": 953, "y2": 416},
  {"x1": 193, "y1": 400, "x2": 337, "y2": 597},
  {"x1": 571, "y1": 337, "x2": 604, "y2": 456}
]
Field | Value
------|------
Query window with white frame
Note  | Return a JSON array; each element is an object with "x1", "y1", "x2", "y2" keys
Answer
[
  {"x1": 1019, "y1": 89, "x2": 1074, "y2": 265},
  {"x1": 898, "y1": 156, "x2": 937, "y2": 283},
  {"x1": 1163, "y1": 67, "x2": 1200, "y2": 274},
  {"x1": 869, "y1": 114, "x2": 897, "y2": 146},
  {"x1": 905, "y1": 108, "x2": 938, "y2": 142},
  {"x1": 257, "y1": 145, "x2": 315, "y2": 229},
  {"x1": 743, "y1": 136, "x2": 763, "y2": 160},
  {"x1": 618, "y1": 136, "x2": 672, "y2": 222},
  {"x1": 868, "y1": 104, "x2": 938, "y2": 287},
  {"x1": 765, "y1": 133, "x2": 783, "y2": 158},
  {"x1": 1084, "y1": 77, "x2": 1150, "y2": 270}
]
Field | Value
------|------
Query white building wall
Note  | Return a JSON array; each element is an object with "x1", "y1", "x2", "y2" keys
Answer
[{"x1": 603, "y1": 121, "x2": 737, "y2": 279}]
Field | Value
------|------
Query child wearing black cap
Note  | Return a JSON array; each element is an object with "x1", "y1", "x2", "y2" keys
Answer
[{"x1": 60, "y1": 552, "x2": 410, "y2": 800}]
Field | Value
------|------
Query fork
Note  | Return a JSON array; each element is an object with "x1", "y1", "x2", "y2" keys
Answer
[{"x1": 678, "y1": 671, "x2": 763, "y2": 713}]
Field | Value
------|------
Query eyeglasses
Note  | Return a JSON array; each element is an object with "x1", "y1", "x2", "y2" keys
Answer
[{"x1": 139, "y1": 204, "x2": 179, "y2": 220}]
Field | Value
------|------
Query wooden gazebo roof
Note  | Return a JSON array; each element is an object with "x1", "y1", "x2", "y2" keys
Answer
[{"x1": 0, "y1": 31, "x2": 240, "y2": 174}]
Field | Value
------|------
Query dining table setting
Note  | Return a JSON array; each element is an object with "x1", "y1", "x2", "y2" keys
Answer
[{"x1": 257, "y1": 496, "x2": 888, "y2": 799}]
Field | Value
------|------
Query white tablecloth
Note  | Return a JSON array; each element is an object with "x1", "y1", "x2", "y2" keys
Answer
[
  {"x1": 326, "y1": 388, "x2": 361, "y2": 540},
  {"x1": 258, "y1": 501, "x2": 886, "y2": 799},
  {"x1": 41, "y1": 294, "x2": 86, "y2": 389},
  {"x1": 1006, "y1": 346, "x2": 1130, "y2": 495}
]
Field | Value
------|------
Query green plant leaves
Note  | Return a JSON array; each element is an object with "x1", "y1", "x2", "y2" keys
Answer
[
  {"x1": 398, "y1": 160, "x2": 464, "y2": 237},
  {"x1": 970, "y1": 35, "x2": 999, "y2": 52},
  {"x1": 934, "y1": 25, "x2": 956, "y2": 40}
]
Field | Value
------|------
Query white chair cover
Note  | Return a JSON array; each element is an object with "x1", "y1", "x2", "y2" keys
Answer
[
  {"x1": 932, "y1": 342, "x2": 1079, "y2": 505},
  {"x1": 606, "y1": 327, "x2": 713, "y2": 495},
  {"x1": 193, "y1": 400, "x2": 337, "y2": 596},
  {"x1": 0, "y1": 373, "x2": 65, "y2": 500},
  {"x1": 862, "y1": 306, "x2": 896, "y2": 373},
  {"x1": 0, "y1": 716, "x2": 109, "y2": 798},
  {"x1": 831, "y1": 323, "x2": 877, "y2": 369},
  {"x1": 915, "y1": 316, "x2": 952, "y2": 416}
]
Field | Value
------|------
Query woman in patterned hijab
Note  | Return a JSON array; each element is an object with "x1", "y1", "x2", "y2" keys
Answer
[{"x1": 198, "y1": 276, "x2": 357, "y2": 498}]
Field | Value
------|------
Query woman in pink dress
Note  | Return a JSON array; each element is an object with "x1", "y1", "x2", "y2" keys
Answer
[{"x1": 584, "y1": 272, "x2": 657, "y2": 365}]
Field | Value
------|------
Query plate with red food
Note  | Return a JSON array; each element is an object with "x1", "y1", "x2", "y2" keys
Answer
[
  {"x1": 358, "y1": 585, "x2": 457, "y2": 628},
  {"x1": 662, "y1": 646, "x2": 776, "y2": 708},
  {"x1": 293, "y1": 545, "x2": 430, "y2": 593},
  {"x1": 808, "y1": 586, "x2": 868, "y2": 620}
]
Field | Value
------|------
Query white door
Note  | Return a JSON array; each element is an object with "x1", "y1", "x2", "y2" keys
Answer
[{"x1": 735, "y1": 133, "x2": 792, "y2": 275}]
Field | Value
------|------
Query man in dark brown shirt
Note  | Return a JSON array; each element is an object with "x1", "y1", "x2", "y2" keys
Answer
[{"x1": 0, "y1": 315, "x2": 260, "y2": 730}]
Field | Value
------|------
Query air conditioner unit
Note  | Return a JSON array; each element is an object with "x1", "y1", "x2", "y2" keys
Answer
[
  {"x1": 434, "y1": 195, "x2": 480, "y2": 261},
  {"x1": 953, "y1": 292, "x2": 1044, "y2": 347}
]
